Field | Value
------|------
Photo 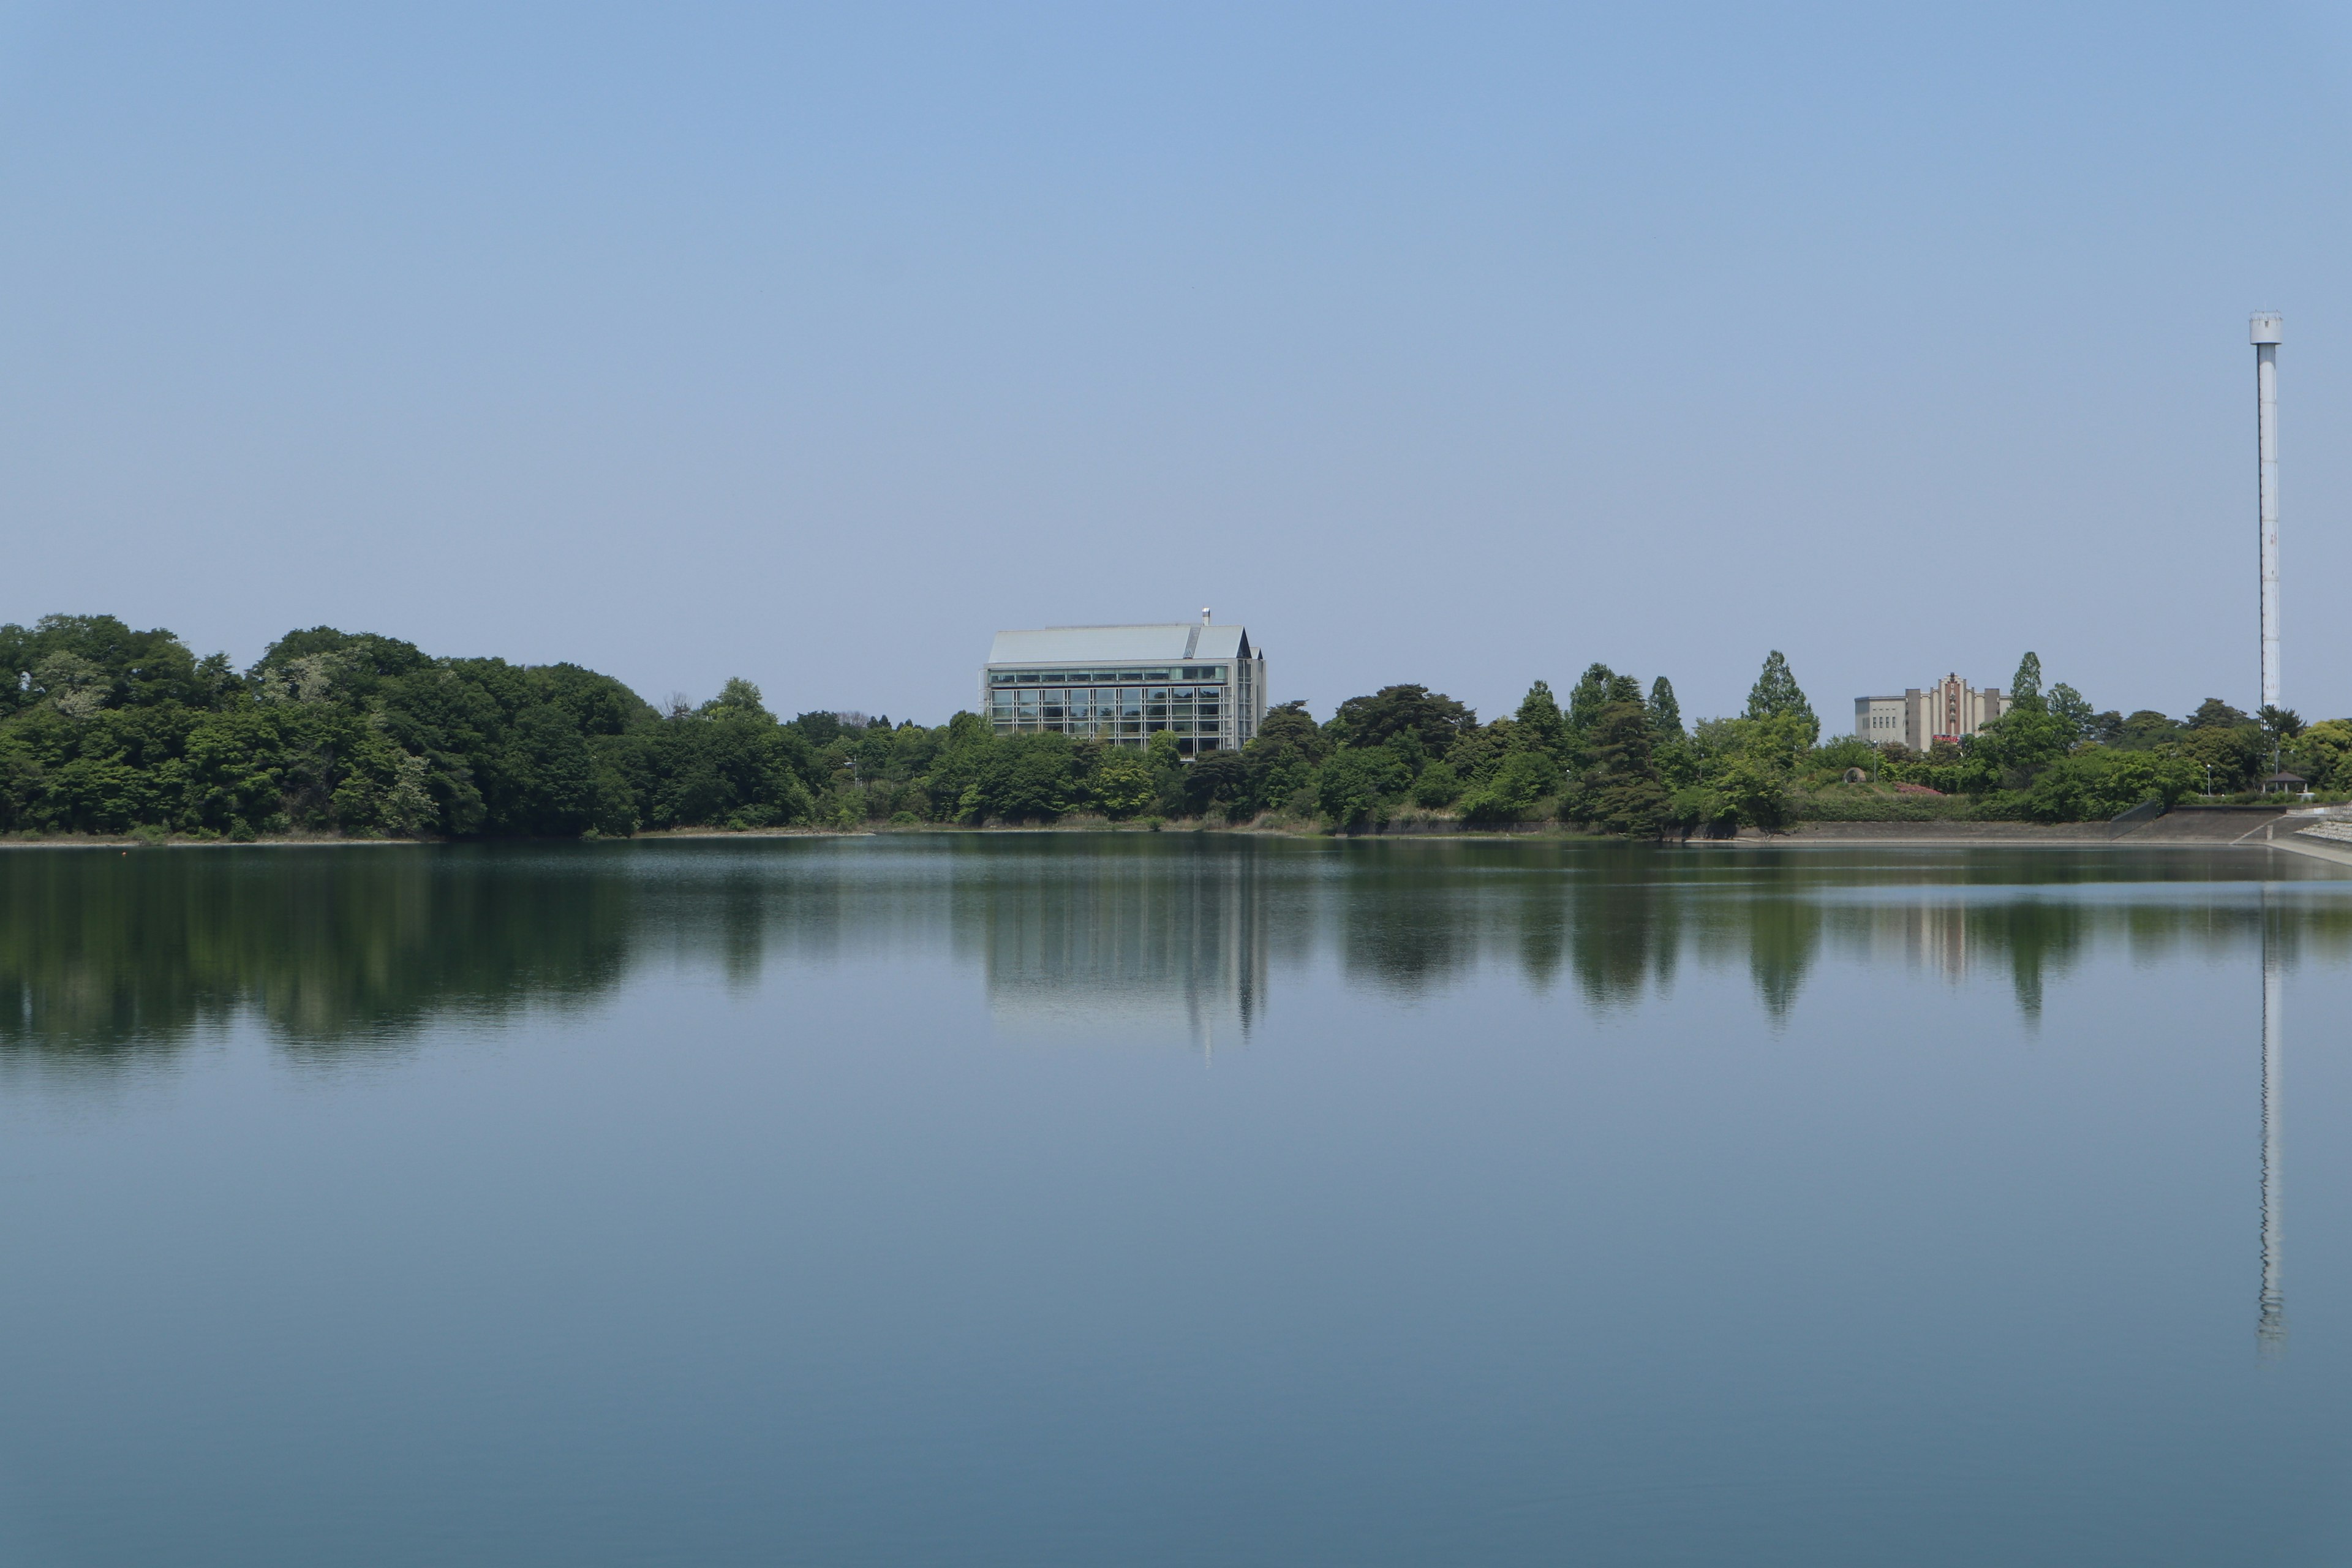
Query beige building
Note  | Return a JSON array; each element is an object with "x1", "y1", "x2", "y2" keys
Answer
[{"x1": 1854, "y1": 675, "x2": 2008, "y2": 752}]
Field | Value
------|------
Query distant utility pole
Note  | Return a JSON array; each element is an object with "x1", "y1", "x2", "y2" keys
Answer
[{"x1": 2252, "y1": 312, "x2": 2283, "y2": 710}]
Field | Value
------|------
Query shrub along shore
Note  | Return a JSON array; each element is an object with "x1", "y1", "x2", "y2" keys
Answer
[{"x1": 3, "y1": 617, "x2": 2345, "y2": 843}]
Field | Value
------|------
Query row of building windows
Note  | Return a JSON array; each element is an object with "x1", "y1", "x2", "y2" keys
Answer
[
  {"x1": 988, "y1": 684, "x2": 1235, "y2": 754},
  {"x1": 991, "y1": 687, "x2": 1226, "y2": 719},
  {"x1": 991, "y1": 725, "x2": 1228, "y2": 753},
  {"x1": 989, "y1": 665, "x2": 1228, "y2": 685},
  {"x1": 990, "y1": 716, "x2": 1231, "y2": 752}
]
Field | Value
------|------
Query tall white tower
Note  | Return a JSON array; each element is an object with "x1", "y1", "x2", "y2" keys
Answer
[{"x1": 2253, "y1": 312, "x2": 2283, "y2": 710}]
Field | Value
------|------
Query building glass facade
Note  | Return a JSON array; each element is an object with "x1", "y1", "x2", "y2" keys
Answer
[{"x1": 981, "y1": 622, "x2": 1267, "y2": 755}]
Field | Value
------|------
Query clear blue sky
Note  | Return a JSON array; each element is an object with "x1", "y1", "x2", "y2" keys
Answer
[{"x1": 3, "y1": 2, "x2": 2346, "y2": 728}]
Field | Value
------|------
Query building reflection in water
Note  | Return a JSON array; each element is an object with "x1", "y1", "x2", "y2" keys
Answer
[
  {"x1": 3, "y1": 840, "x2": 2351, "y2": 1073},
  {"x1": 3, "y1": 839, "x2": 2340, "y2": 1357},
  {"x1": 1819, "y1": 886, "x2": 2117, "y2": 1023},
  {"x1": 976, "y1": 846, "x2": 1270, "y2": 1052}
]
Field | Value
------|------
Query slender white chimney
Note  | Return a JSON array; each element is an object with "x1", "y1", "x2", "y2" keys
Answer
[
  {"x1": 1201, "y1": 606, "x2": 1212, "y2": 623},
  {"x1": 2252, "y1": 312, "x2": 2283, "y2": 710}
]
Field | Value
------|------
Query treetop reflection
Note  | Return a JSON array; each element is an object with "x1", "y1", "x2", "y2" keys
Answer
[{"x1": 2, "y1": 838, "x2": 2348, "y2": 1069}]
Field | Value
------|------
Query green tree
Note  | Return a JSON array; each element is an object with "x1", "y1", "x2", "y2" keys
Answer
[
  {"x1": 1744, "y1": 651, "x2": 1815, "y2": 738},
  {"x1": 1964, "y1": 703, "x2": 2070, "y2": 788},
  {"x1": 1442, "y1": 721, "x2": 1510, "y2": 788},
  {"x1": 960, "y1": 733, "x2": 1079, "y2": 821},
  {"x1": 1254, "y1": 699, "x2": 1325, "y2": 760},
  {"x1": 2047, "y1": 682, "x2": 2094, "y2": 744},
  {"x1": 1648, "y1": 676, "x2": 1683, "y2": 738},
  {"x1": 2256, "y1": 706, "x2": 2305, "y2": 782},
  {"x1": 1240, "y1": 704, "x2": 1325, "y2": 815},
  {"x1": 707, "y1": 678, "x2": 771, "y2": 718},
  {"x1": 2024, "y1": 749, "x2": 2197, "y2": 821},
  {"x1": 790, "y1": 711, "x2": 844, "y2": 746},
  {"x1": 1566, "y1": 699, "x2": 1670, "y2": 836},
  {"x1": 2115, "y1": 710, "x2": 2180, "y2": 750},
  {"x1": 1087, "y1": 749, "x2": 1156, "y2": 820},
  {"x1": 2259, "y1": 706, "x2": 2304, "y2": 748},
  {"x1": 1316, "y1": 745, "x2": 1410, "y2": 831},
  {"x1": 1713, "y1": 753, "x2": 1793, "y2": 830},
  {"x1": 1145, "y1": 729, "x2": 1187, "y2": 813},
  {"x1": 2292, "y1": 719, "x2": 2352, "y2": 791},
  {"x1": 1332, "y1": 685, "x2": 1476, "y2": 758},
  {"x1": 2010, "y1": 652, "x2": 2044, "y2": 707},
  {"x1": 1412, "y1": 760, "x2": 1463, "y2": 807},
  {"x1": 1565, "y1": 663, "x2": 1617, "y2": 738},
  {"x1": 1458, "y1": 749, "x2": 1558, "y2": 823},
  {"x1": 2176, "y1": 724, "x2": 2265, "y2": 793},
  {"x1": 1676, "y1": 715, "x2": 1806, "y2": 831},
  {"x1": 2, "y1": 614, "x2": 237, "y2": 718},
  {"x1": 1512, "y1": 680, "x2": 1565, "y2": 758},
  {"x1": 1667, "y1": 783, "x2": 1736, "y2": 835},
  {"x1": 34, "y1": 653, "x2": 108, "y2": 718},
  {"x1": 1180, "y1": 751, "x2": 1253, "y2": 816}
]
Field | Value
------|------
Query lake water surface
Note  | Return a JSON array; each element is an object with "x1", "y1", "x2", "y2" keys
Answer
[{"x1": 4, "y1": 835, "x2": 2351, "y2": 1566}]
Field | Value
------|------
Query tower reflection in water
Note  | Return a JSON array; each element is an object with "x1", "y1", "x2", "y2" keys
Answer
[{"x1": 2260, "y1": 891, "x2": 2285, "y2": 1354}]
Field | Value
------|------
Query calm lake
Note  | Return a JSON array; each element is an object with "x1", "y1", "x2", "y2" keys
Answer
[{"x1": 3, "y1": 835, "x2": 2351, "y2": 1566}]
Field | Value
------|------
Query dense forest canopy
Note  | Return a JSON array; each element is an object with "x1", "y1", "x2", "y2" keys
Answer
[{"x1": 2, "y1": 615, "x2": 2345, "y2": 841}]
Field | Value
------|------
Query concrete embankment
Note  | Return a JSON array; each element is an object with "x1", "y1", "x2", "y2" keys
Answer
[
  {"x1": 1713, "y1": 805, "x2": 2291, "y2": 848},
  {"x1": 2274, "y1": 834, "x2": 2352, "y2": 870},
  {"x1": 1721, "y1": 805, "x2": 2352, "y2": 873},
  {"x1": 1741, "y1": 819, "x2": 2114, "y2": 845}
]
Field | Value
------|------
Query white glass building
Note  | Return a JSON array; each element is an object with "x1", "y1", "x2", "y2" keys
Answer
[{"x1": 981, "y1": 617, "x2": 1268, "y2": 755}]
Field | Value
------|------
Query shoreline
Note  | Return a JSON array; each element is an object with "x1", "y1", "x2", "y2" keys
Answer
[{"x1": 5, "y1": 810, "x2": 2348, "y2": 870}]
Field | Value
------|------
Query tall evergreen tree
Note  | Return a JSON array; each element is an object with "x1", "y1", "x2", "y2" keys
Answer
[
  {"x1": 2046, "y1": 682, "x2": 2093, "y2": 744},
  {"x1": 1566, "y1": 663, "x2": 1617, "y2": 736},
  {"x1": 1513, "y1": 679, "x2": 1566, "y2": 756},
  {"x1": 1648, "y1": 676, "x2": 1683, "y2": 737},
  {"x1": 1565, "y1": 698, "x2": 1670, "y2": 837},
  {"x1": 1743, "y1": 651, "x2": 1814, "y2": 726},
  {"x1": 2010, "y1": 652, "x2": 2044, "y2": 707}
]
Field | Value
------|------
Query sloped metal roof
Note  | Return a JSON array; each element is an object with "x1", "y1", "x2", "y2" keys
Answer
[{"x1": 987, "y1": 624, "x2": 1252, "y2": 665}]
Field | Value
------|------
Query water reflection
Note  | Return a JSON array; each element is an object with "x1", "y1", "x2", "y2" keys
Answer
[
  {"x1": 0, "y1": 847, "x2": 636, "y2": 1069},
  {"x1": 2, "y1": 839, "x2": 2349, "y2": 1069},
  {"x1": 972, "y1": 843, "x2": 1270, "y2": 1049},
  {"x1": 2261, "y1": 897, "x2": 2286, "y2": 1354}
]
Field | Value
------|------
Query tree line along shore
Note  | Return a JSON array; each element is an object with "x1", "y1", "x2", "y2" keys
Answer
[{"x1": 2, "y1": 615, "x2": 2345, "y2": 843}]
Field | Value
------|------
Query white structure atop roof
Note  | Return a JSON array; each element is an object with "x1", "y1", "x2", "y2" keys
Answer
[{"x1": 987, "y1": 622, "x2": 1253, "y2": 666}]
